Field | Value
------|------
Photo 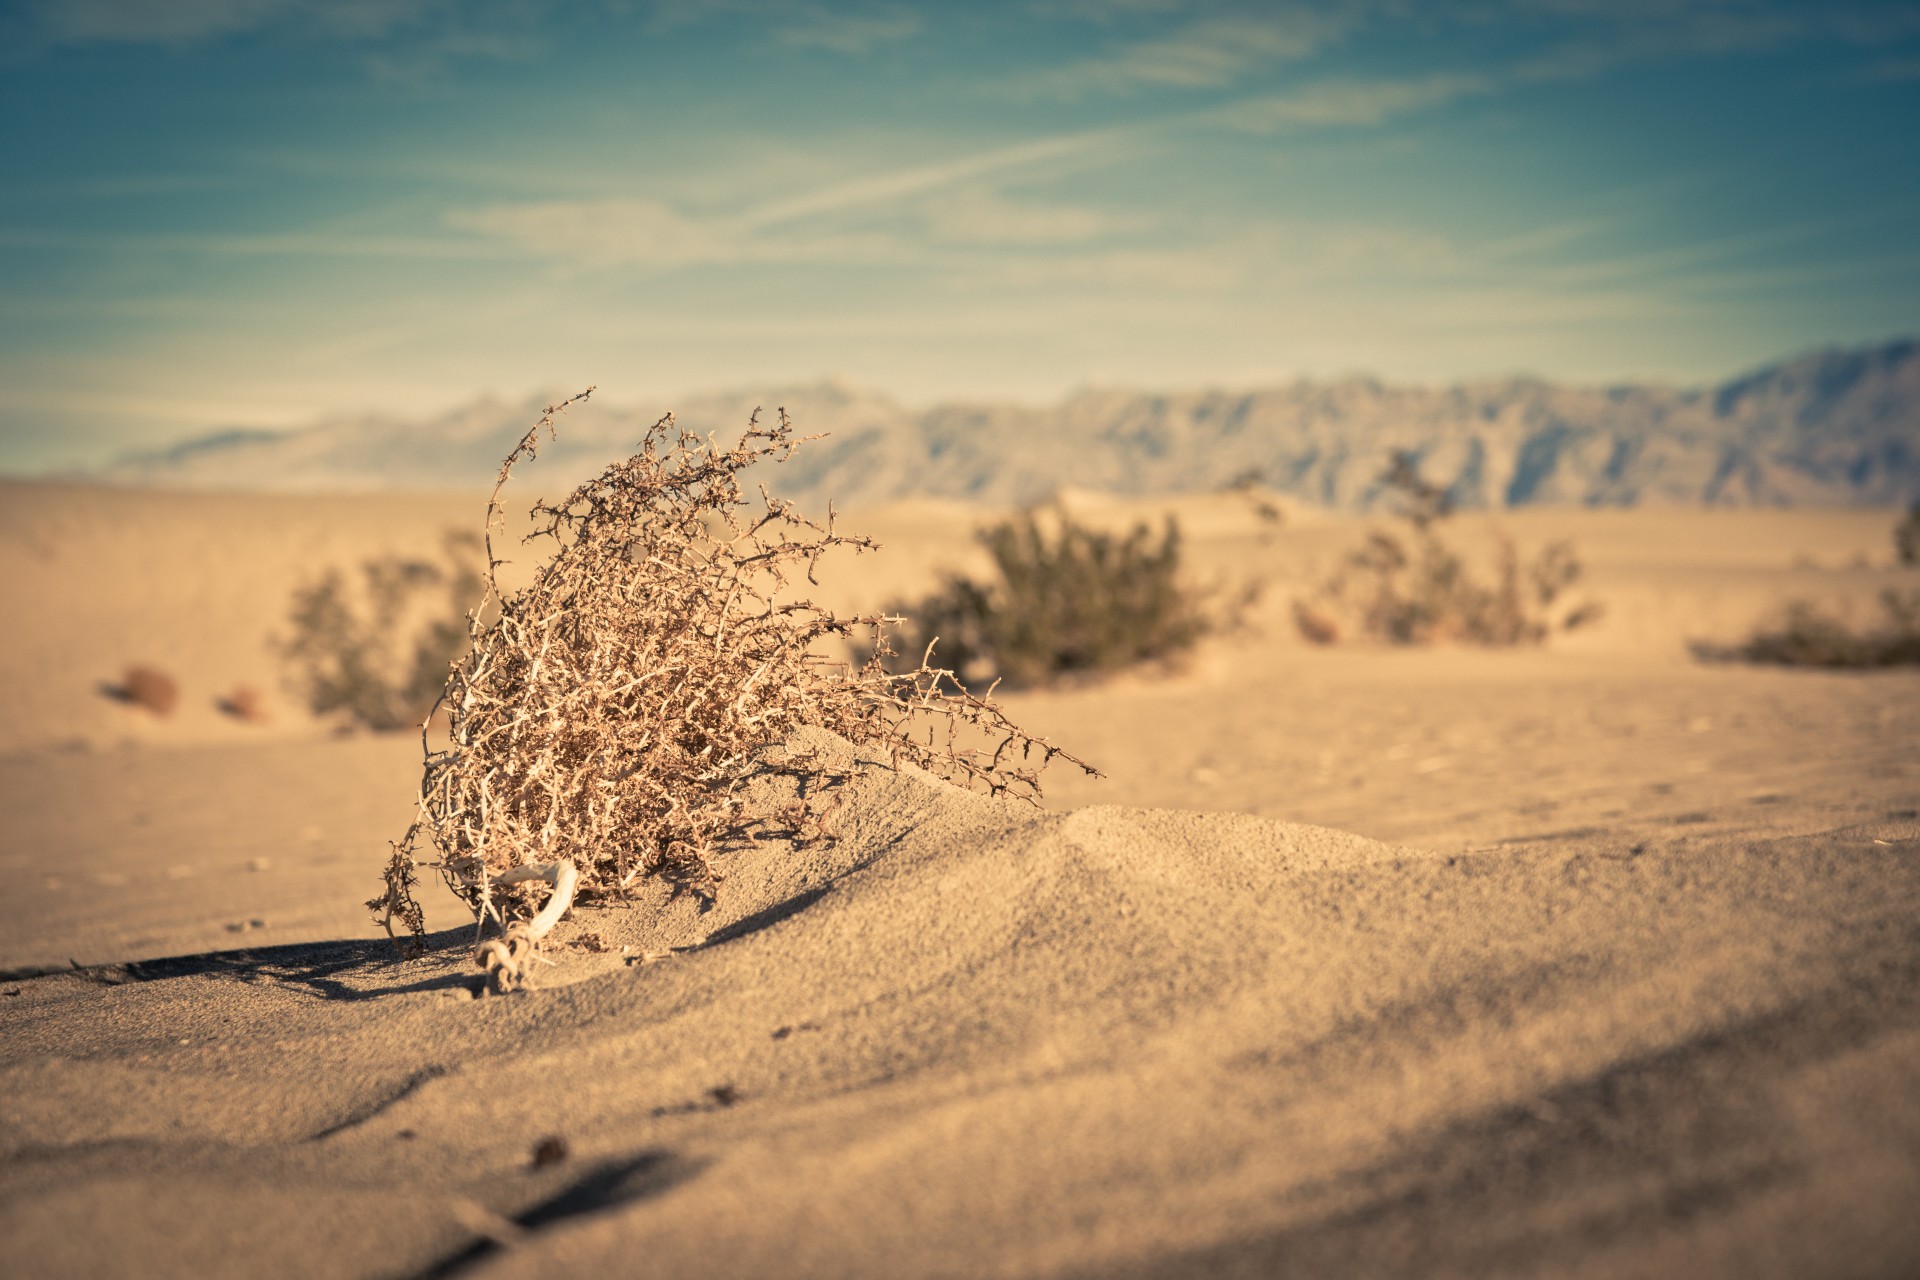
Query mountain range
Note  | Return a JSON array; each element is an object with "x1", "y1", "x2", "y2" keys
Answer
[{"x1": 95, "y1": 339, "x2": 1920, "y2": 511}]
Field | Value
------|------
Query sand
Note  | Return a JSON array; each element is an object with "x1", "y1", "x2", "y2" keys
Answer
[{"x1": 2, "y1": 480, "x2": 1918, "y2": 1279}]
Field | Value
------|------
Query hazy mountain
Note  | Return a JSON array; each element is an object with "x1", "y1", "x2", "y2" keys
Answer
[{"x1": 94, "y1": 340, "x2": 1920, "y2": 510}]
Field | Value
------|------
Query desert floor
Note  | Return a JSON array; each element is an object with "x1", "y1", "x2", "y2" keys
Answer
[{"x1": 2, "y1": 480, "x2": 1917, "y2": 1279}]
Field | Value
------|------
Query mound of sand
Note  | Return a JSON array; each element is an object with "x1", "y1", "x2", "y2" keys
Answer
[{"x1": 5, "y1": 728, "x2": 1917, "y2": 1278}]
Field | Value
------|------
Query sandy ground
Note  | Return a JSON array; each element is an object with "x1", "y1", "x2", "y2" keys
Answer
[{"x1": 2, "y1": 479, "x2": 1918, "y2": 1279}]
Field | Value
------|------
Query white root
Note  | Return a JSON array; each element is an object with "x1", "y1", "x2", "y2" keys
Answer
[
  {"x1": 495, "y1": 860, "x2": 579, "y2": 941},
  {"x1": 472, "y1": 860, "x2": 578, "y2": 994}
]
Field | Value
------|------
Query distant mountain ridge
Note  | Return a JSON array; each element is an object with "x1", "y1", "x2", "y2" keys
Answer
[{"x1": 95, "y1": 340, "x2": 1920, "y2": 511}]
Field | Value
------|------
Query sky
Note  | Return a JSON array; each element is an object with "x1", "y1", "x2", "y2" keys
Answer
[{"x1": 3, "y1": 0, "x2": 1919, "y2": 473}]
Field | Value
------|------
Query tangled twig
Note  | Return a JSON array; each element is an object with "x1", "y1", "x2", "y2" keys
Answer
[{"x1": 371, "y1": 393, "x2": 1098, "y2": 984}]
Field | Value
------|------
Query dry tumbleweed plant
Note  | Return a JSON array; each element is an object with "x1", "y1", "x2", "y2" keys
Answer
[{"x1": 371, "y1": 390, "x2": 1097, "y2": 989}]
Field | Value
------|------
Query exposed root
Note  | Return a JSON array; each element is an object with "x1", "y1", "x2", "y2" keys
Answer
[{"x1": 474, "y1": 860, "x2": 577, "y2": 994}]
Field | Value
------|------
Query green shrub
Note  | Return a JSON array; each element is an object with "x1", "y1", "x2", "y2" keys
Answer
[
  {"x1": 279, "y1": 531, "x2": 484, "y2": 731},
  {"x1": 1297, "y1": 451, "x2": 1601, "y2": 646},
  {"x1": 886, "y1": 504, "x2": 1208, "y2": 689}
]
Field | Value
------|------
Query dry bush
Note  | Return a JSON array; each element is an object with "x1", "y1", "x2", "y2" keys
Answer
[
  {"x1": 1693, "y1": 590, "x2": 1920, "y2": 668},
  {"x1": 880, "y1": 504, "x2": 1210, "y2": 690},
  {"x1": 1224, "y1": 469, "x2": 1286, "y2": 530},
  {"x1": 372, "y1": 392, "x2": 1096, "y2": 976},
  {"x1": 278, "y1": 531, "x2": 483, "y2": 732},
  {"x1": 103, "y1": 664, "x2": 179, "y2": 716},
  {"x1": 1695, "y1": 507, "x2": 1920, "y2": 668},
  {"x1": 1297, "y1": 452, "x2": 1601, "y2": 646}
]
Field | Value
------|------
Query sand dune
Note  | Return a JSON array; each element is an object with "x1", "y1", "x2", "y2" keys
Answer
[
  {"x1": 4, "y1": 729, "x2": 1917, "y2": 1278},
  {"x1": 3, "y1": 484, "x2": 1919, "y2": 1277}
]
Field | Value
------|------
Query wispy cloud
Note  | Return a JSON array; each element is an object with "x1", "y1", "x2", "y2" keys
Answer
[
  {"x1": 1861, "y1": 54, "x2": 1920, "y2": 82},
  {"x1": 916, "y1": 188, "x2": 1125, "y2": 247},
  {"x1": 1502, "y1": 0, "x2": 1920, "y2": 84},
  {"x1": 3, "y1": 0, "x2": 537, "y2": 73},
  {"x1": 1477, "y1": 217, "x2": 1614, "y2": 262},
  {"x1": 1008, "y1": 11, "x2": 1358, "y2": 98},
  {"x1": 1536, "y1": 204, "x2": 1920, "y2": 287},
  {"x1": 15, "y1": 0, "x2": 438, "y2": 47},
  {"x1": 443, "y1": 198, "x2": 732, "y2": 267},
  {"x1": 1206, "y1": 72, "x2": 1493, "y2": 132},
  {"x1": 442, "y1": 181, "x2": 1131, "y2": 268},
  {"x1": 776, "y1": 8, "x2": 921, "y2": 55},
  {"x1": 732, "y1": 132, "x2": 1118, "y2": 230},
  {"x1": 0, "y1": 224, "x2": 503, "y2": 258}
]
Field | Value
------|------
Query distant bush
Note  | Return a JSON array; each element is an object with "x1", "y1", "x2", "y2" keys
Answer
[
  {"x1": 884, "y1": 504, "x2": 1209, "y2": 689},
  {"x1": 278, "y1": 531, "x2": 484, "y2": 732},
  {"x1": 102, "y1": 664, "x2": 179, "y2": 716},
  {"x1": 1696, "y1": 505, "x2": 1920, "y2": 668},
  {"x1": 1692, "y1": 590, "x2": 1920, "y2": 668},
  {"x1": 1296, "y1": 452, "x2": 1601, "y2": 646},
  {"x1": 1224, "y1": 468, "x2": 1286, "y2": 529}
]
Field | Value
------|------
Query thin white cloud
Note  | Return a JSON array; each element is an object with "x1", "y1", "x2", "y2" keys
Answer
[
  {"x1": 441, "y1": 182, "x2": 1133, "y2": 266},
  {"x1": 1206, "y1": 72, "x2": 1492, "y2": 132},
  {"x1": 1477, "y1": 217, "x2": 1614, "y2": 262},
  {"x1": 0, "y1": 225, "x2": 503, "y2": 258},
  {"x1": 1642, "y1": 249, "x2": 1920, "y2": 296},
  {"x1": 916, "y1": 189, "x2": 1124, "y2": 247},
  {"x1": 1537, "y1": 205, "x2": 1920, "y2": 287},
  {"x1": 6, "y1": 0, "x2": 539, "y2": 73},
  {"x1": 1010, "y1": 12, "x2": 1357, "y2": 98},
  {"x1": 776, "y1": 8, "x2": 921, "y2": 55},
  {"x1": 432, "y1": 113, "x2": 1177, "y2": 268},
  {"x1": 1862, "y1": 54, "x2": 1920, "y2": 81},
  {"x1": 733, "y1": 132, "x2": 1117, "y2": 230},
  {"x1": 20, "y1": 0, "x2": 439, "y2": 46},
  {"x1": 444, "y1": 198, "x2": 733, "y2": 267}
]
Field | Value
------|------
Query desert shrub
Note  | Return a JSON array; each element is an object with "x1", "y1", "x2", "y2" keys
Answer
[
  {"x1": 883, "y1": 504, "x2": 1208, "y2": 690},
  {"x1": 372, "y1": 393, "x2": 1096, "y2": 975},
  {"x1": 1297, "y1": 452, "x2": 1600, "y2": 646},
  {"x1": 1897, "y1": 502, "x2": 1919, "y2": 568},
  {"x1": 278, "y1": 531, "x2": 484, "y2": 731},
  {"x1": 1224, "y1": 469, "x2": 1286, "y2": 528},
  {"x1": 103, "y1": 664, "x2": 179, "y2": 716},
  {"x1": 1692, "y1": 590, "x2": 1920, "y2": 668}
]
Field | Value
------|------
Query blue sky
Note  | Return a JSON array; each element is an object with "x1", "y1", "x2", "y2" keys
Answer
[{"x1": 4, "y1": 0, "x2": 1919, "y2": 472}]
